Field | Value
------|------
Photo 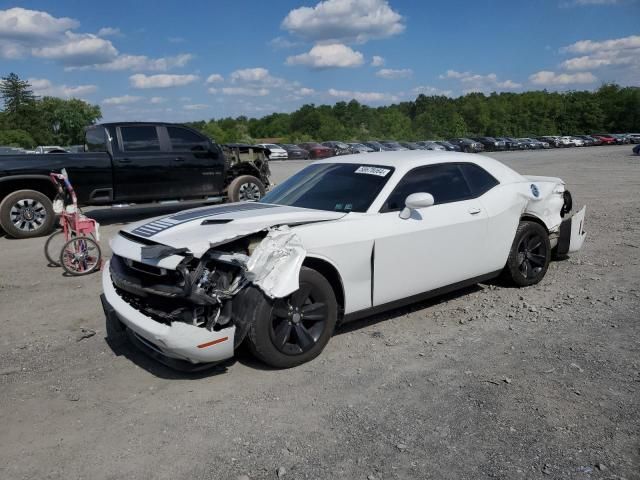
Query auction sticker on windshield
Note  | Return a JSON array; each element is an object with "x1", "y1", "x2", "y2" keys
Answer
[{"x1": 354, "y1": 166, "x2": 391, "y2": 177}]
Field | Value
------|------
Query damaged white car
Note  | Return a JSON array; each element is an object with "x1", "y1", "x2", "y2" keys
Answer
[{"x1": 101, "y1": 151, "x2": 586, "y2": 370}]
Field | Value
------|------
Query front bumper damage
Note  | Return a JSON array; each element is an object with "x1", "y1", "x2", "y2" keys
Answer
[{"x1": 102, "y1": 227, "x2": 305, "y2": 366}]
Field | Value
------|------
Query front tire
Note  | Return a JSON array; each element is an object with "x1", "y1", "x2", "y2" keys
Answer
[
  {"x1": 0, "y1": 190, "x2": 55, "y2": 239},
  {"x1": 502, "y1": 221, "x2": 551, "y2": 287},
  {"x1": 247, "y1": 267, "x2": 338, "y2": 368},
  {"x1": 227, "y1": 175, "x2": 265, "y2": 203}
]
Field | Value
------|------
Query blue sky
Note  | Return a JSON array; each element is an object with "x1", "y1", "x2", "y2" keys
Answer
[{"x1": 1, "y1": 0, "x2": 638, "y2": 122}]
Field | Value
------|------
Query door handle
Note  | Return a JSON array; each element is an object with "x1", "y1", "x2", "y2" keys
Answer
[
  {"x1": 468, "y1": 207, "x2": 482, "y2": 215},
  {"x1": 118, "y1": 157, "x2": 131, "y2": 163},
  {"x1": 174, "y1": 156, "x2": 185, "y2": 162}
]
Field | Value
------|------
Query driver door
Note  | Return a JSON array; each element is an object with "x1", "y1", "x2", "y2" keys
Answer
[{"x1": 372, "y1": 163, "x2": 489, "y2": 306}]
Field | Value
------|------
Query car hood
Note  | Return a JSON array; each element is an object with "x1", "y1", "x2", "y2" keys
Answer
[{"x1": 120, "y1": 202, "x2": 346, "y2": 258}]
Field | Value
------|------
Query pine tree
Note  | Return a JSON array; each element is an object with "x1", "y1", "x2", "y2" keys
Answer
[{"x1": 0, "y1": 73, "x2": 36, "y2": 113}]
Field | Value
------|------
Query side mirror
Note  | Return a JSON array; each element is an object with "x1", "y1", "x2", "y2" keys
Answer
[{"x1": 400, "y1": 192, "x2": 434, "y2": 219}]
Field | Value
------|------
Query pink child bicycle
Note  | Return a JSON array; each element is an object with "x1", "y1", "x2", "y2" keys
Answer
[{"x1": 44, "y1": 170, "x2": 102, "y2": 276}]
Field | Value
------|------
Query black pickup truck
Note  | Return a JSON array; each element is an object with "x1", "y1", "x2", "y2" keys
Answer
[{"x1": 0, "y1": 122, "x2": 271, "y2": 238}]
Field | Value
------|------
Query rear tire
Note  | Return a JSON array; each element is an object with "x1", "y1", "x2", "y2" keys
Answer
[
  {"x1": 227, "y1": 175, "x2": 265, "y2": 203},
  {"x1": 502, "y1": 221, "x2": 551, "y2": 287},
  {"x1": 247, "y1": 267, "x2": 338, "y2": 368},
  {"x1": 0, "y1": 190, "x2": 55, "y2": 239}
]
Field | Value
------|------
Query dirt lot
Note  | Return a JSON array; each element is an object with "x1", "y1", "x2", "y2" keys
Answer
[{"x1": 1, "y1": 146, "x2": 638, "y2": 480}]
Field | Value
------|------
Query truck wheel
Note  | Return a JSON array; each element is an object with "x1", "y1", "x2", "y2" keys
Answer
[
  {"x1": 0, "y1": 190, "x2": 56, "y2": 239},
  {"x1": 227, "y1": 175, "x2": 265, "y2": 202}
]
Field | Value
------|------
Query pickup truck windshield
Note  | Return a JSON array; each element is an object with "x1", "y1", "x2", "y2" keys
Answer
[{"x1": 260, "y1": 163, "x2": 394, "y2": 213}]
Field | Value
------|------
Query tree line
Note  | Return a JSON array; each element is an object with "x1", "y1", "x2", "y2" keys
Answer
[
  {"x1": 1, "y1": 72, "x2": 638, "y2": 148},
  {"x1": 0, "y1": 73, "x2": 102, "y2": 148},
  {"x1": 186, "y1": 84, "x2": 640, "y2": 144}
]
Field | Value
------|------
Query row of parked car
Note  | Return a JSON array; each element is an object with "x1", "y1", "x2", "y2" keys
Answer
[{"x1": 256, "y1": 133, "x2": 640, "y2": 159}]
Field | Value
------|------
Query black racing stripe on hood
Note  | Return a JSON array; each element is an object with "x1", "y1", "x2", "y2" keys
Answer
[{"x1": 130, "y1": 202, "x2": 276, "y2": 238}]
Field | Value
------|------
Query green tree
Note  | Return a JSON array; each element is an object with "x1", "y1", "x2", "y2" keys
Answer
[
  {"x1": 0, "y1": 129, "x2": 35, "y2": 148},
  {"x1": 38, "y1": 97, "x2": 102, "y2": 145},
  {"x1": 0, "y1": 72, "x2": 36, "y2": 113}
]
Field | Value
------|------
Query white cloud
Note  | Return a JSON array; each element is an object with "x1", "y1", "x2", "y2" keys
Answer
[
  {"x1": 150, "y1": 97, "x2": 166, "y2": 104},
  {"x1": 556, "y1": 35, "x2": 639, "y2": 85},
  {"x1": 84, "y1": 53, "x2": 193, "y2": 72},
  {"x1": 286, "y1": 43, "x2": 364, "y2": 68},
  {"x1": 28, "y1": 78, "x2": 97, "y2": 98},
  {"x1": 282, "y1": 0, "x2": 405, "y2": 44},
  {"x1": 371, "y1": 55, "x2": 385, "y2": 67},
  {"x1": 102, "y1": 95, "x2": 142, "y2": 105},
  {"x1": 97, "y1": 27, "x2": 121, "y2": 37},
  {"x1": 376, "y1": 68, "x2": 412, "y2": 79},
  {"x1": 529, "y1": 70, "x2": 597, "y2": 85},
  {"x1": 220, "y1": 87, "x2": 270, "y2": 96},
  {"x1": 206, "y1": 73, "x2": 224, "y2": 83},
  {"x1": 0, "y1": 7, "x2": 78, "y2": 41},
  {"x1": 439, "y1": 70, "x2": 522, "y2": 92},
  {"x1": 296, "y1": 87, "x2": 316, "y2": 96},
  {"x1": 328, "y1": 88, "x2": 399, "y2": 103},
  {"x1": 269, "y1": 36, "x2": 300, "y2": 49},
  {"x1": 562, "y1": 35, "x2": 640, "y2": 54},
  {"x1": 412, "y1": 85, "x2": 452, "y2": 97},
  {"x1": 183, "y1": 104, "x2": 208, "y2": 110},
  {"x1": 31, "y1": 31, "x2": 118, "y2": 66},
  {"x1": 130, "y1": 73, "x2": 199, "y2": 88},
  {"x1": 228, "y1": 67, "x2": 292, "y2": 90}
]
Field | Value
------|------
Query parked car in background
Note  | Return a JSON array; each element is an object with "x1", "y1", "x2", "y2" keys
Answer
[
  {"x1": 415, "y1": 141, "x2": 446, "y2": 151},
  {"x1": 471, "y1": 137, "x2": 506, "y2": 151},
  {"x1": 347, "y1": 143, "x2": 375, "y2": 153},
  {"x1": 496, "y1": 137, "x2": 525, "y2": 150},
  {"x1": 633, "y1": 144, "x2": 640, "y2": 155},
  {"x1": 298, "y1": 142, "x2": 334, "y2": 159},
  {"x1": 279, "y1": 144, "x2": 309, "y2": 160},
  {"x1": 35, "y1": 145, "x2": 68, "y2": 154},
  {"x1": 626, "y1": 133, "x2": 640, "y2": 144},
  {"x1": 519, "y1": 138, "x2": 549, "y2": 149},
  {"x1": 380, "y1": 141, "x2": 409, "y2": 151},
  {"x1": 575, "y1": 135, "x2": 599, "y2": 146},
  {"x1": 255, "y1": 143, "x2": 288, "y2": 160},
  {"x1": 536, "y1": 136, "x2": 561, "y2": 148},
  {"x1": 435, "y1": 141, "x2": 461, "y2": 152},
  {"x1": 609, "y1": 134, "x2": 629, "y2": 144},
  {"x1": 398, "y1": 141, "x2": 423, "y2": 150},
  {"x1": 0, "y1": 122, "x2": 272, "y2": 238},
  {"x1": 321, "y1": 141, "x2": 353, "y2": 156},
  {"x1": 592, "y1": 134, "x2": 616, "y2": 145},
  {"x1": 362, "y1": 141, "x2": 392, "y2": 152},
  {"x1": 569, "y1": 137, "x2": 585, "y2": 147},
  {"x1": 448, "y1": 138, "x2": 484, "y2": 153}
]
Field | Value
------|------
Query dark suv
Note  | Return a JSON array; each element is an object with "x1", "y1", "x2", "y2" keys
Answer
[
  {"x1": 471, "y1": 137, "x2": 506, "y2": 151},
  {"x1": 448, "y1": 138, "x2": 484, "y2": 153}
]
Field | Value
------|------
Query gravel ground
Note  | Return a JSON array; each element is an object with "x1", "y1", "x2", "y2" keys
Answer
[{"x1": 0, "y1": 146, "x2": 638, "y2": 480}]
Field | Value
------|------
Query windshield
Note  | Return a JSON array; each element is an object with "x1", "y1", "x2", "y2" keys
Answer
[{"x1": 260, "y1": 163, "x2": 395, "y2": 213}]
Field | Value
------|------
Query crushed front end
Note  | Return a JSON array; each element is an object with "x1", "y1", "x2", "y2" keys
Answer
[{"x1": 101, "y1": 232, "x2": 270, "y2": 366}]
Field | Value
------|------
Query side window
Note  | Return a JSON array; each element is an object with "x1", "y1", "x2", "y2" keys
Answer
[
  {"x1": 382, "y1": 164, "x2": 472, "y2": 211},
  {"x1": 167, "y1": 126, "x2": 209, "y2": 151},
  {"x1": 120, "y1": 126, "x2": 160, "y2": 152},
  {"x1": 459, "y1": 163, "x2": 499, "y2": 197},
  {"x1": 85, "y1": 127, "x2": 106, "y2": 152}
]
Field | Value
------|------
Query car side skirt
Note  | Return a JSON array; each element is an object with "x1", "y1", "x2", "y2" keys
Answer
[{"x1": 342, "y1": 270, "x2": 503, "y2": 323}]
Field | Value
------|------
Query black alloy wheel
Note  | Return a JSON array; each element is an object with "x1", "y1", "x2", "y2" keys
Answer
[
  {"x1": 269, "y1": 281, "x2": 328, "y2": 355},
  {"x1": 503, "y1": 221, "x2": 551, "y2": 287}
]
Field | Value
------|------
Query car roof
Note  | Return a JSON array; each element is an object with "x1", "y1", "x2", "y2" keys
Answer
[{"x1": 312, "y1": 150, "x2": 525, "y2": 183}]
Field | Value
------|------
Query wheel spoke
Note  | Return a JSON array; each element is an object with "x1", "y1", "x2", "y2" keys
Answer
[
  {"x1": 302, "y1": 302, "x2": 327, "y2": 321},
  {"x1": 527, "y1": 236, "x2": 542, "y2": 251},
  {"x1": 294, "y1": 324, "x2": 315, "y2": 350},
  {"x1": 273, "y1": 321, "x2": 292, "y2": 348},
  {"x1": 291, "y1": 283, "x2": 312, "y2": 307},
  {"x1": 529, "y1": 253, "x2": 546, "y2": 266}
]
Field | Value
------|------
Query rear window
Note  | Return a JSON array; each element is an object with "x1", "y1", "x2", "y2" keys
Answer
[
  {"x1": 120, "y1": 126, "x2": 160, "y2": 152},
  {"x1": 85, "y1": 128, "x2": 106, "y2": 152},
  {"x1": 459, "y1": 163, "x2": 499, "y2": 196},
  {"x1": 167, "y1": 126, "x2": 208, "y2": 151}
]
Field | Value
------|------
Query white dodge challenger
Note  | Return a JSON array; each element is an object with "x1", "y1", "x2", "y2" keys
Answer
[{"x1": 101, "y1": 151, "x2": 586, "y2": 370}]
